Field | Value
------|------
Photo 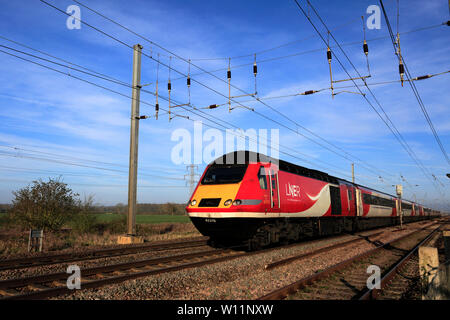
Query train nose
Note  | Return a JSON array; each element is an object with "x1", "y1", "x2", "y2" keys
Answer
[
  {"x1": 187, "y1": 184, "x2": 241, "y2": 209},
  {"x1": 197, "y1": 198, "x2": 221, "y2": 207}
]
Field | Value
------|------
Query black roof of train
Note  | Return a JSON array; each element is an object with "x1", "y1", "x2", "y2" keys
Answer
[
  {"x1": 211, "y1": 151, "x2": 339, "y2": 184},
  {"x1": 211, "y1": 151, "x2": 427, "y2": 206}
]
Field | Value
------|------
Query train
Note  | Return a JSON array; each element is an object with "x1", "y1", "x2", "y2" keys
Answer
[{"x1": 185, "y1": 151, "x2": 441, "y2": 249}]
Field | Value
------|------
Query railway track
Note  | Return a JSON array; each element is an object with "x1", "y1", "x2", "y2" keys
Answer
[
  {"x1": 258, "y1": 223, "x2": 442, "y2": 300},
  {"x1": 360, "y1": 227, "x2": 441, "y2": 300},
  {"x1": 0, "y1": 221, "x2": 441, "y2": 300},
  {"x1": 0, "y1": 247, "x2": 247, "y2": 300},
  {"x1": 264, "y1": 231, "x2": 384, "y2": 270},
  {"x1": 0, "y1": 237, "x2": 209, "y2": 271},
  {"x1": 0, "y1": 224, "x2": 401, "y2": 300}
]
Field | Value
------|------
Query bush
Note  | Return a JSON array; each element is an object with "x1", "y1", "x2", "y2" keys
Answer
[
  {"x1": 103, "y1": 214, "x2": 127, "y2": 234},
  {"x1": 90, "y1": 214, "x2": 127, "y2": 235},
  {"x1": 71, "y1": 213, "x2": 98, "y2": 234},
  {"x1": 0, "y1": 213, "x2": 11, "y2": 226},
  {"x1": 9, "y1": 177, "x2": 80, "y2": 231},
  {"x1": 70, "y1": 194, "x2": 98, "y2": 234}
]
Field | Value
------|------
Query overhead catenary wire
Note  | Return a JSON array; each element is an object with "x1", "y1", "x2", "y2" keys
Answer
[
  {"x1": 0, "y1": 3, "x2": 440, "y2": 200},
  {"x1": 169, "y1": 23, "x2": 446, "y2": 82},
  {"x1": 298, "y1": 0, "x2": 444, "y2": 197},
  {"x1": 1, "y1": 41, "x2": 395, "y2": 187},
  {"x1": 56, "y1": 0, "x2": 404, "y2": 182},
  {"x1": 0, "y1": 42, "x2": 369, "y2": 184},
  {"x1": 8, "y1": 39, "x2": 445, "y2": 108},
  {"x1": 0, "y1": 177, "x2": 188, "y2": 189},
  {"x1": 212, "y1": 69, "x2": 449, "y2": 105},
  {"x1": 293, "y1": 0, "x2": 443, "y2": 195},
  {"x1": 0, "y1": 144, "x2": 186, "y2": 173},
  {"x1": 379, "y1": 0, "x2": 450, "y2": 166},
  {"x1": 302, "y1": 0, "x2": 443, "y2": 194},
  {"x1": 0, "y1": 150, "x2": 186, "y2": 181},
  {"x1": 38, "y1": 0, "x2": 419, "y2": 188}
]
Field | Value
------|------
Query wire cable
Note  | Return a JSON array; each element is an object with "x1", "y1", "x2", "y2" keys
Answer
[
  {"x1": 56, "y1": 0, "x2": 400, "y2": 182},
  {"x1": 293, "y1": 0, "x2": 442, "y2": 194},
  {"x1": 380, "y1": 0, "x2": 450, "y2": 166}
]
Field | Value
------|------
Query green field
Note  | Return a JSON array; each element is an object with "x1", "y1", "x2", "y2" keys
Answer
[
  {"x1": 93, "y1": 214, "x2": 191, "y2": 224},
  {"x1": 0, "y1": 212, "x2": 191, "y2": 225}
]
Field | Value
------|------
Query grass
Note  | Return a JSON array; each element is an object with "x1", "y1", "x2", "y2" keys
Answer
[
  {"x1": 93, "y1": 213, "x2": 191, "y2": 224},
  {"x1": 0, "y1": 213, "x2": 200, "y2": 257}
]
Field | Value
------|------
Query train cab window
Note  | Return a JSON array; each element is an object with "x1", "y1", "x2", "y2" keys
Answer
[
  {"x1": 348, "y1": 189, "x2": 352, "y2": 201},
  {"x1": 201, "y1": 164, "x2": 248, "y2": 185},
  {"x1": 258, "y1": 167, "x2": 268, "y2": 190}
]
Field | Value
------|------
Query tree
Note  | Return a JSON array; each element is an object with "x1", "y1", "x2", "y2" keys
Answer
[
  {"x1": 71, "y1": 193, "x2": 98, "y2": 233},
  {"x1": 9, "y1": 177, "x2": 80, "y2": 231}
]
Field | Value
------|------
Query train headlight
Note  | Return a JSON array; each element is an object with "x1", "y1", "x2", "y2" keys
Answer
[
  {"x1": 232, "y1": 199, "x2": 242, "y2": 206},
  {"x1": 224, "y1": 199, "x2": 232, "y2": 206},
  {"x1": 190, "y1": 199, "x2": 197, "y2": 206}
]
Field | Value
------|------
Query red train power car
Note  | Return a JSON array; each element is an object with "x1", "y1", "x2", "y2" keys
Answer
[{"x1": 186, "y1": 151, "x2": 439, "y2": 249}]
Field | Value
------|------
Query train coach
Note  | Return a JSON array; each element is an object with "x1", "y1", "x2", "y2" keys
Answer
[{"x1": 186, "y1": 151, "x2": 439, "y2": 249}]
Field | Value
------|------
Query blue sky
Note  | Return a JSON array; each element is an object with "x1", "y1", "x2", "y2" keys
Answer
[{"x1": 0, "y1": 0, "x2": 448, "y2": 208}]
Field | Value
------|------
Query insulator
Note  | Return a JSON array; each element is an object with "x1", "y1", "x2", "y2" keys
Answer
[
  {"x1": 168, "y1": 82, "x2": 171, "y2": 91},
  {"x1": 253, "y1": 63, "x2": 257, "y2": 76},
  {"x1": 227, "y1": 70, "x2": 231, "y2": 80},
  {"x1": 155, "y1": 103, "x2": 159, "y2": 112},
  {"x1": 414, "y1": 75, "x2": 431, "y2": 81},
  {"x1": 363, "y1": 40, "x2": 368, "y2": 55},
  {"x1": 209, "y1": 104, "x2": 218, "y2": 109},
  {"x1": 187, "y1": 76, "x2": 191, "y2": 87},
  {"x1": 304, "y1": 90, "x2": 315, "y2": 95},
  {"x1": 399, "y1": 62, "x2": 405, "y2": 75},
  {"x1": 327, "y1": 47, "x2": 332, "y2": 61}
]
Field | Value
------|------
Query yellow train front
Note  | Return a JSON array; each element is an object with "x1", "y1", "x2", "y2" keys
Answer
[{"x1": 186, "y1": 153, "x2": 273, "y2": 246}]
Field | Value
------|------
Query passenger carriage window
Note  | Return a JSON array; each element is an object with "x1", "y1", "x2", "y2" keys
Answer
[
  {"x1": 348, "y1": 190, "x2": 352, "y2": 201},
  {"x1": 271, "y1": 171, "x2": 276, "y2": 189},
  {"x1": 258, "y1": 167, "x2": 268, "y2": 190}
]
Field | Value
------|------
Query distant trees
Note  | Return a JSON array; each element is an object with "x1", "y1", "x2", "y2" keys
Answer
[
  {"x1": 6, "y1": 176, "x2": 187, "y2": 232},
  {"x1": 9, "y1": 178, "x2": 81, "y2": 231},
  {"x1": 114, "y1": 203, "x2": 127, "y2": 215},
  {"x1": 71, "y1": 194, "x2": 98, "y2": 233},
  {"x1": 89, "y1": 203, "x2": 186, "y2": 215}
]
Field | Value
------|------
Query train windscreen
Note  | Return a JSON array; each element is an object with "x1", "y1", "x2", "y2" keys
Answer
[{"x1": 201, "y1": 164, "x2": 248, "y2": 184}]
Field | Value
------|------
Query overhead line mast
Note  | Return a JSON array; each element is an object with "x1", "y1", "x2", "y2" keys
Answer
[{"x1": 123, "y1": 44, "x2": 144, "y2": 244}]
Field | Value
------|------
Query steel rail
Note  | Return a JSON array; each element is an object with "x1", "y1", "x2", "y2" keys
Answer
[
  {"x1": 0, "y1": 228, "x2": 387, "y2": 300},
  {"x1": 264, "y1": 231, "x2": 384, "y2": 270},
  {"x1": 358, "y1": 227, "x2": 440, "y2": 299},
  {"x1": 0, "y1": 247, "x2": 237, "y2": 299},
  {"x1": 0, "y1": 237, "x2": 209, "y2": 271},
  {"x1": 258, "y1": 223, "x2": 440, "y2": 300}
]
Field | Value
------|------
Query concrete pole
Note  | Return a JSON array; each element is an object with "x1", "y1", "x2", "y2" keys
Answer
[
  {"x1": 399, "y1": 194, "x2": 403, "y2": 228},
  {"x1": 127, "y1": 44, "x2": 143, "y2": 236},
  {"x1": 351, "y1": 163, "x2": 355, "y2": 184},
  {"x1": 396, "y1": 184, "x2": 403, "y2": 228}
]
